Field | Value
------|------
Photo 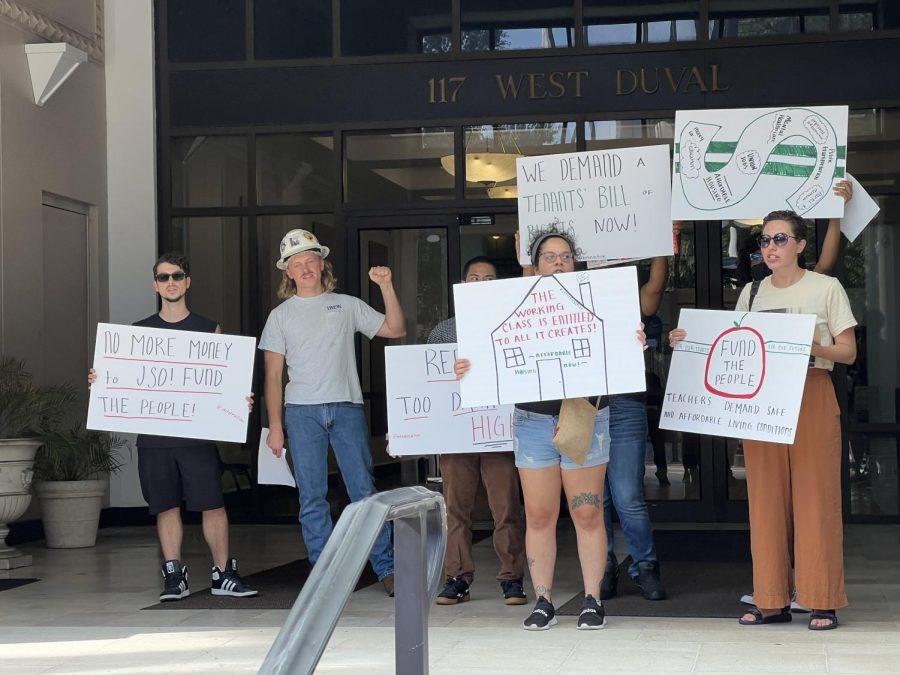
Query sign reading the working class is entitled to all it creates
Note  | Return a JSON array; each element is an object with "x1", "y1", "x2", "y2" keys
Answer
[
  {"x1": 660, "y1": 309, "x2": 816, "y2": 444},
  {"x1": 385, "y1": 343, "x2": 514, "y2": 455},
  {"x1": 516, "y1": 145, "x2": 674, "y2": 265},
  {"x1": 86, "y1": 323, "x2": 256, "y2": 444}
]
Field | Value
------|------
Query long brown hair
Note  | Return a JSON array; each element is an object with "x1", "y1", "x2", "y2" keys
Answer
[{"x1": 277, "y1": 259, "x2": 337, "y2": 299}]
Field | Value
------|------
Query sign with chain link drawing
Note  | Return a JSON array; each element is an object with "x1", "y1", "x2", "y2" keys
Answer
[
  {"x1": 454, "y1": 268, "x2": 645, "y2": 407},
  {"x1": 672, "y1": 106, "x2": 848, "y2": 220},
  {"x1": 660, "y1": 309, "x2": 816, "y2": 444}
]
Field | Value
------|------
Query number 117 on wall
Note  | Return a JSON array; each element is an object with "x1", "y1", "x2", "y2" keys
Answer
[{"x1": 428, "y1": 76, "x2": 466, "y2": 103}]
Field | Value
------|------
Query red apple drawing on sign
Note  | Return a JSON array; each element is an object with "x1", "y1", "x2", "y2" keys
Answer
[{"x1": 704, "y1": 320, "x2": 766, "y2": 399}]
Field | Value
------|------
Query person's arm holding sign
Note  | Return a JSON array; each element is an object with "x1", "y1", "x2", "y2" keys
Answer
[
  {"x1": 640, "y1": 256, "x2": 668, "y2": 317},
  {"x1": 370, "y1": 267, "x2": 407, "y2": 339},
  {"x1": 814, "y1": 179, "x2": 853, "y2": 275}
]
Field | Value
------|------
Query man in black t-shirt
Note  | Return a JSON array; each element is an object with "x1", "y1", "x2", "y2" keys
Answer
[{"x1": 89, "y1": 253, "x2": 256, "y2": 602}]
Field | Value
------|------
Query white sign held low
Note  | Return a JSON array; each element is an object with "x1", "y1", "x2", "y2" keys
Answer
[
  {"x1": 454, "y1": 268, "x2": 645, "y2": 407},
  {"x1": 386, "y1": 343, "x2": 513, "y2": 455},
  {"x1": 660, "y1": 309, "x2": 816, "y2": 444},
  {"x1": 516, "y1": 145, "x2": 674, "y2": 263},
  {"x1": 672, "y1": 106, "x2": 849, "y2": 220},
  {"x1": 86, "y1": 323, "x2": 256, "y2": 444}
]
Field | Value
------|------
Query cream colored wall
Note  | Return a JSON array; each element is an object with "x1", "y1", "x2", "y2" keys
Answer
[{"x1": 0, "y1": 16, "x2": 107, "y2": 383}]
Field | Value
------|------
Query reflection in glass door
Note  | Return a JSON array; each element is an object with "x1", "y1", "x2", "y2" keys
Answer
[{"x1": 353, "y1": 221, "x2": 450, "y2": 475}]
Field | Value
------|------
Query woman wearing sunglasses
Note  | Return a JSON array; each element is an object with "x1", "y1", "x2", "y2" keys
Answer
[
  {"x1": 455, "y1": 230, "x2": 647, "y2": 631},
  {"x1": 670, "y1": 209, "x2": 857, "y2": 631}
]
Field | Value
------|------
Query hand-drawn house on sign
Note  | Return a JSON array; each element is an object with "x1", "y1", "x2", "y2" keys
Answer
[{"x1": 491, "y1": 273, "x2": 609, "y2": 404}]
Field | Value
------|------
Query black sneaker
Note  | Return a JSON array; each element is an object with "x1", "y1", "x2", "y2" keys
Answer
[
  {"x1": 211, "y1": 558, "x2": 258, "y2": 597},
  {"x1": 523, "y1": 596, "x2": 557, "y2": 631},
  {"x1": 435, "y1": 576, "x2": 470, "y2": 605},
  {"x1": 632, "y1": 561, "x2": 666, "y2": 601},
  {"x1": 500, "y1": 579, "x2": 528, "y2": 605},
  {"x1": 600, "y1": 553, "x2": 618, "y2": 600},
  {"x1": 160, "y1": 560, "x2": 189, "y2": 602},
  {"x1": 577, "y1": 594, "x2": 606, "y2": 630}
]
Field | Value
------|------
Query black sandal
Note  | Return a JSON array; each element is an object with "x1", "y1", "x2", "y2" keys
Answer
[
  {"x1": 739, "y1": 606, "x2": 792, "y2": 625},
  {"x1": 808, "y1": 610, "x2": 838, "y2": 631}
]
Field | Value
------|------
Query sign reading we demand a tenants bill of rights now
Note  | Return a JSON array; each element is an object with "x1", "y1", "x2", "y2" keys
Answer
[
  {"x1": 516, "y1": 145, "x2": 674, "y2": 264},
  {"x1": 86, "y1": 323, "x2": 256, "y2": 444}
]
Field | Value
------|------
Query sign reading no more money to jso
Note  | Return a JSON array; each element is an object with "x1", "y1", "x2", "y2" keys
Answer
[
  {"x1": 672, "y1": 105, "x2": 849, "y2": 220},
  {"x1": 660, "y1": 309, "x2": 816, "y2": 444},
  {"x1": 386, "y1": 343, "x2": 513, "y2": 455},
  {"x1": 516, "y1": 145, "x2": 674, "y2": 264},
  {"x1": 86, "y1": 323, "x2": 256, "y2": 443}
]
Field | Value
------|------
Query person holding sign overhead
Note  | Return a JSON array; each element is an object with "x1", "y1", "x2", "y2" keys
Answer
[
  {"x1": 89, "y1": 253, "x2": 257, "y2": 602},
  {"x1": 260, "y1": 229, "x2": 405, "y2": 597},
  {"x1": 670, "y1": 210, "x2": 857, "y2": 630},
  {"x1": 455, "y1": 229, "x2": 647, "y2": 631},
  {"x1": 428, "y1": 256, "x2": 527, "y2": 607}
]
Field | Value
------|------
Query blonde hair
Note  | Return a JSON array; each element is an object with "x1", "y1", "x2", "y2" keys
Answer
[{"x1": 277, "y1": 259, "x2": 337, "y2": 299}]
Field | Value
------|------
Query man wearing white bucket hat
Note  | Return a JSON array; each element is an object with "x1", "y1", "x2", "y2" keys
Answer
[{"x1": 260, "y1": 229, "x2": 406, "y2": 595}]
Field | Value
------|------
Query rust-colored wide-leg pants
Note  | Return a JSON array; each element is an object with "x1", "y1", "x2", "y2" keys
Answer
[
  {"x1": 744, "y1": 369, "x2": 848, "y2": 610},
  {"x1": 441, "y1": 452, "x2": 525, "y2": 582}
]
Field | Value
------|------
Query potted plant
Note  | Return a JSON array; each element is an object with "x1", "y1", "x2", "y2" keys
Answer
[
  {"x1": 33, "y1": 427, "x2": 127, "y2": 548},
  {"x1": 0, "y1": 356, "x2": 76, "y2": 568}
]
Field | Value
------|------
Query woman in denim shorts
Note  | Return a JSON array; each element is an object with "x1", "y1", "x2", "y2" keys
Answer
[{"x1": 455, "y1": 230, "x2": 646, "y2": 631}]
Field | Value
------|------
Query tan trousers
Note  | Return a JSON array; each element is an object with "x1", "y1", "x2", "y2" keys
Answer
[
  {"x1": 744, "y1": 369, "x2": 848, "y2": 610},
  {"x1": 441, "y1": 452, "x2": 525, "y2": 582}
]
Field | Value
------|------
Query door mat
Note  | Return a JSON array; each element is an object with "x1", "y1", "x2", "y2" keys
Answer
[{"x1": 0, "y1": 578, "x2": 39, "y2": 592}]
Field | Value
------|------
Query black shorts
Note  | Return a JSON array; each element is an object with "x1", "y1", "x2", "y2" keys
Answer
[{"x1": 137, "y1": 444, "x2": 224, "y2": 515}]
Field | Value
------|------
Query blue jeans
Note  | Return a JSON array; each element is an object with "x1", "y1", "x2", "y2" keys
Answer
[
  {"x1": 284, "y1": 402, "x2": 393, "y2": 579},
  {"x1": 604, "y1": 395, "x2": 658, "y2": 577}
]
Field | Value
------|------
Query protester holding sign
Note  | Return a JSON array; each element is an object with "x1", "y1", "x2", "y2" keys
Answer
[
  {"x1": 456, "y1": 230, "x2": 647, "y2": 631},
  {"x1": 670, "y1": 211, "x2": 857, "y2": 630},
  {"x1": 89, "y1": 252, "x2": 257, "y2": 602},
  {"x1": 260, "y1": 229, "x2": 405, "y2": 597},
  {"x1": 428, "y1": 257, "x2": 527, "y2": 607}
]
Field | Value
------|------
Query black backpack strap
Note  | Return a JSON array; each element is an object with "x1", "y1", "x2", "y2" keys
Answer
[{"x1": 748, "y1": 279, "x2": 762, "y2": 311}]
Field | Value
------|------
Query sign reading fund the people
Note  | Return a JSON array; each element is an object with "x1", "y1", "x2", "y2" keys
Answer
[
  {"x1": 385, "y1": 343, "x2": 513, "y2": 455},
  {"x1": 672, "y1": 106, "x2": 849, "y2": 220},
  {"x1": 454, "y1": 268, "x2": 646, "y2": 407},
  {"x1": 660, "y1": 309, "x2": 816, "y2": 444},
  {"x1": 86, "y1": 323, "x2": 256, "y2": 443},
  {"x1": 516, "y1": 145, "x2": 674, "y2": 264}
]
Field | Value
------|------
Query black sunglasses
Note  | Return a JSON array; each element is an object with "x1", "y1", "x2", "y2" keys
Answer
[
  {"x1": 154, "y1": 272, "x2": 186, "y2": 283},
  {"x1": 757, "y1": 233, "x2": 801, "y2": 249}
]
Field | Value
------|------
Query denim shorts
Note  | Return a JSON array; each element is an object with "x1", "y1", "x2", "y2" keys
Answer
[{"x1": 513, "y1": 406, "x2": 611, "y2": 470}]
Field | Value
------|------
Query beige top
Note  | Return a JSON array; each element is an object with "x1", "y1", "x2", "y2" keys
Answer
[{"x1": 736, "y1": 271, "x2": 857, "y2": 371}]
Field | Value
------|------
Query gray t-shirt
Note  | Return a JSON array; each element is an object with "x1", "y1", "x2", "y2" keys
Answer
[{"x1": 259, "y1": 293, "x2": 385, "y2": 405}]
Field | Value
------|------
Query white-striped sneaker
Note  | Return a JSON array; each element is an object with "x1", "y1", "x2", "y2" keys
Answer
[
  {"x1": 160, "y1": 560, "x2": 190, "y2": 601},
  {"x1": 211, "y1": 558, "x2": 258, "y2": 597}
]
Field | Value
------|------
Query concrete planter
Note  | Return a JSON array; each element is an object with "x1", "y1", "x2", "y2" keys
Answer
[
  {"x1": 35, "y1": 479, "x2": 106, "y2": 548},
  {"x1": 0, "y1": 438, "x2": 41, "y2": 569}
]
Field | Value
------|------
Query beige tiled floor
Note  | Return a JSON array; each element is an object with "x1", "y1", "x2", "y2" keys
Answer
[{"x1": 0, "y1": 523, "x2": 897, "y2": 673}]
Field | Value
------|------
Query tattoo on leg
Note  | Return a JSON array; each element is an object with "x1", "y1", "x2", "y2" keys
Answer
[
  {"x1": 534, "y1": 584, "x2": 551, "y2": 597},
  {"x1": 526, "y1": 557, "x2": 535, "y2": 569},
  {"x1": 570, "y1": 492, "x2": 601, "y2": 510}
]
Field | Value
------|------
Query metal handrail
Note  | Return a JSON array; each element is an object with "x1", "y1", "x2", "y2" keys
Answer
[{"x1": 259, "y1": 486, "x2": 447, "y2": 675}]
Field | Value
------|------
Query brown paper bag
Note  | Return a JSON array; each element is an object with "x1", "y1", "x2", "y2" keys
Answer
[{"x1": 551, "y1": 397, "x2": 600, "y2": 465}]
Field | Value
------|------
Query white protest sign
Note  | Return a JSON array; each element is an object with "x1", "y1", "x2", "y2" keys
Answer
[
  {"x1": 840, "y1": 173, "x2": 880, "y2": 243},
  {"x1": 516, "y1": 145, "x2": 673, "y2": 263},
  {"x1": 257, "y1": 428, "x2": 295, "y2": 487},
  {"x1": 87, "y1": 323, "x2": 255, "y2": 443},
  {"x1": 385, "y1": 343, "x2": 513, "y2": 455},
  {"x1": 454, "y1": 268, "x2": 645, "y2": 407},
  {"x1": 672, "y1": 106, "x2": 849, "y2": 220},
  {"x1": 660, "y1": 309, "x2": 815, "y2": 444}
]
